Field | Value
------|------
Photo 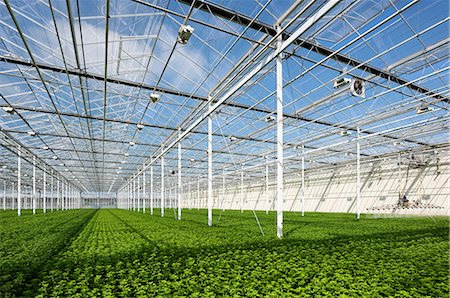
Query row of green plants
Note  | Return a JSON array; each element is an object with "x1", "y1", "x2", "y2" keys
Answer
[
  {"x1": 0, "y1": 209, "x2": 96, "y2": 297},
  {"x1": 34, "y1": 209, "x2": 449, "y2": 297}
]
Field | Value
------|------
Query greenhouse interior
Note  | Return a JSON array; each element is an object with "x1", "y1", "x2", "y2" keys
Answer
[{"x1": 1, "y1": 0, "x2": 449, "y2": 296}]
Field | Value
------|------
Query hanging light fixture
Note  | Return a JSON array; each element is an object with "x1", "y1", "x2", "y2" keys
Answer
[
  {"x1": 177, "y1": 25, "x2": 194, "y2": 44},
  {"x1": 150, "y1": 93, "x2": 160, "y2": 103},
  {"x1": 2, "y1": 106, "x2": 14, "y2": 114}
]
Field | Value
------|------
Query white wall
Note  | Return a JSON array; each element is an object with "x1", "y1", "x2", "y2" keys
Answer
[{"x1": 187, "y1": 157, "x2": 449, "y2": 216}]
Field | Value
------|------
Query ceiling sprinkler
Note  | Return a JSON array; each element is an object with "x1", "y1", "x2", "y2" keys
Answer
[
  {"x1": 177, "y1": 25, "x2": 194, "y2": 44},
  {"x1": 137, "y1": 123, "x2": 144, "y2": 130},
  {"x1": 150, "y1": 93, "x2": 160, "y2": 103}
]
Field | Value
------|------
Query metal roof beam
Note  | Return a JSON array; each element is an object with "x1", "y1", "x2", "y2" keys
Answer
[{"x1": 178, "y1": 0, "x2": 448, "y2": 103}]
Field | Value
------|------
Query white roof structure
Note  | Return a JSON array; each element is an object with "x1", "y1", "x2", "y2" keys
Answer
[{"x1": 0, "y1": 0, "x2": 448, "y2": 199}]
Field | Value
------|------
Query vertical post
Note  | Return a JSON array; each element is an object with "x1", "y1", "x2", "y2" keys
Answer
[
  {"x1": 188, "y1": 181, "x2": 191, "y2": 210},
  {"x1": 3, "y1": 180, "x2": 5, "y2": 210},
  {"x1": 161, "y1": 156, "x2": 165, "y2": 217},
  {"x1": 51, "y1": 171, "x2": 54, "y2": 212},
  {"x1": 301, "y1": 144, "x2": 305, "y2": 217},
  {"x1": 132, "y1": 177, "x2": 135, "y2": 211},
  {"x1": 222, "y1": 170, "x2": 225, "y2": 212},
  {"x1": 197, "y1": 177, "x2": 200, "y2": 210},
  {"x1": 265, "y1": 164, "x2": 269, "y2": 214},
  {"x1": 57, "y1": 178, "x2": 60, "y2": 210},
  {"x1": 178, "y1": 129, "x2": 182, "y2": 221},
  {"x1": 356, "y1": 126, "x2": 361, "y2": 220},
  {"x1": 150, "y1": 162, "x2": 154, "y2": 215},
  {"x1": 207, "y1": 101, "x2": 213, "y2": 226},
  {"x1": 137, "y1": 174, "x2": 140, "y2": 212},
  {"x1": 43, "y1": 169, "x2": 46, "y2": 213},
  {"x1": 397, "y1": 153, "x2": 401, "y2": 197},
  {"x1": 240, "y1": 172, "x2": 244, "y2": 213},
  {"x1": 276, "y1": 25, "x2": 284, "y2": 239},
  {"x1": 143, "y1": 167, "x2": 146, "y2": 214},
  {"x1": 17, "y1": 146, "x2": 21, "y2": 217},
  {"x1": 32, "y1": 156, "x2": 36, "y2": 214}
]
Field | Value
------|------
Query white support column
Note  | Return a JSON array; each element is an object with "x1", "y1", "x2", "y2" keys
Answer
[
  {"x1": 43, "y1": 169, "x2": 46, "y2": 213},
  {"x1": 397, "y1": 153, "x2": 401, "y2": 197},
  {"x1": 17, "y1": 146, "x2": 21, "y2": 217},
  {"x1": 51, "y1": 172, "x2": 54, "y2": 212},
  {"x1": 143, "y1": 167, "x2": 146, "y2": 214},
  {"x1": 188, "y1": 181, "x2": 191, "y2": 210},
  {"x1": 3, "y1": 180, "x2": 5, "y2": 211},
  {"x1": 222, "y1": 170, "x2": 225, "y2": 212},
  {"x1": 150, "y1": 163, "x2": 154, "y2": 215},
  {"x1": 32, "y1": 156, "x2": 36, "y2": 214},
  {"x1": 240, "y1": 172, "x2": 244, "y2": 213},
  {"x1": 276, "y1": 25, "x2": 284, "y2": 239},
  {"x1": 265, "y1": 164, "x2": 269, "y2": 214},
  {"x1": 356, "y1": 127, "x2": 361, "y2": 220},
  {"x1": 57, "y1": 178, "x2": 60, "y2": 210},
  {"x1": 161, "y1": 156, "x2": 165, "y2": 217},
  {"x1": 137, "y1": 174, "x2": 140, "y2": 212},
  {"x1": 127, "y1": 182, "x2": 130, "y2": 210},
  {"x1": 178, "y1": 130, "x2": 182, "y2": 221},
  {"x1": 133, "y1": 177, "x2": 136, "y2": 211},
  {"x1": 301, "y1": 144, "x2": 305, "y2": 217},
  {"x1": 197, "y1": 177, "x2": 200, "y2": 210},
  {"x1": 207, "y1": 101, "x2": 213, "y2": 226}
]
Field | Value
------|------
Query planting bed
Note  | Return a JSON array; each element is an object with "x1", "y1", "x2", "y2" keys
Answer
[{"x1": 1, "y1": 209, "x2": 448, "y2": 297}]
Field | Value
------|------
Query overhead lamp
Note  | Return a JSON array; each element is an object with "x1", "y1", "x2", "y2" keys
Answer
[
  {"x1": 118, "y1": 167, "x2": 122, "y2": 170},
  {"x1": 27, "y1": 131, "x2": 36, "y2": 137},
  {"x1": 340, "y1": 130, "x2": 352, "y2": 136},
  {"x1": 264, "y1": 115, "x2": 275, "y2": 123},
  {"x1": 59, "y1": 163, "x2": 64, "y2": 166},
  {"x1": 150, "y1": 93, "x2": 160, "y2": 103},
  {"x1": 189, "y1": 158, "x2": 195, "y2": 162},
  {"x1": 116, "y1": 171, "x2": 121, "y2": 174},
  {"x1": 393, "y1": 141, "x2": 403, "y2": 147},
  {"x1": 350, "y1": 79, "x2": 365, "y2": 98},
  {"x1": 177, "y1": 24, "x2": 194, "y2": 44},
  {"x1": 345, "y1": 152, "x2": 352, "y2": 156},
  {"x1": 52, "y1": 156, "x2": 58, "y2": 160},
  {"x1": 42, "y1": 145, "x2": 49, "y2": 150},
  {"x1": 2, "y1": 165, "x2": 6, "y2": 169},
  {"x1": 124, "y1": 153, "x2": 129, "y2": 157},
  {"x1": 24, "y1": 173, "x2": 28, "y2": 177},
  {"x1": 120, "y1": 160, "x2": 126, "y2": 164},
  {"x1": 333, "y1": 77, "x2": 352, "y2": 89},
  {"x1": 137, "y1": 123, "x2": 144, "y2": 130},
  {"x1": 416, "y1": 106, "x2": 433, "y2": 114},
  {"x1": 129, "y1": 141, "x2": 136, "y2": 146},
  {"x1": 2, "y1": 106, "x2": 14, "y2": 114},
  {"x1": 229, "y1": 136, "x2": 237, "y2": 142},
  {"x1": 65, "y1": 168, "x2": 69, "y2": 171}
]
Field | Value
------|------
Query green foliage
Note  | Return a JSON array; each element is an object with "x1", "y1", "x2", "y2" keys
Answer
[
  {"x1": 0, "y1": 209, "x2": 96, "y2": 297},
  {"x1": 1, "y1": 209, "x2": 449, "y2": 297}
]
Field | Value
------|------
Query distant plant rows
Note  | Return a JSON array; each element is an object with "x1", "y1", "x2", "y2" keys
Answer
[{"x1": 1, "y1": 209, "x2": 448, "y2": 297}]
